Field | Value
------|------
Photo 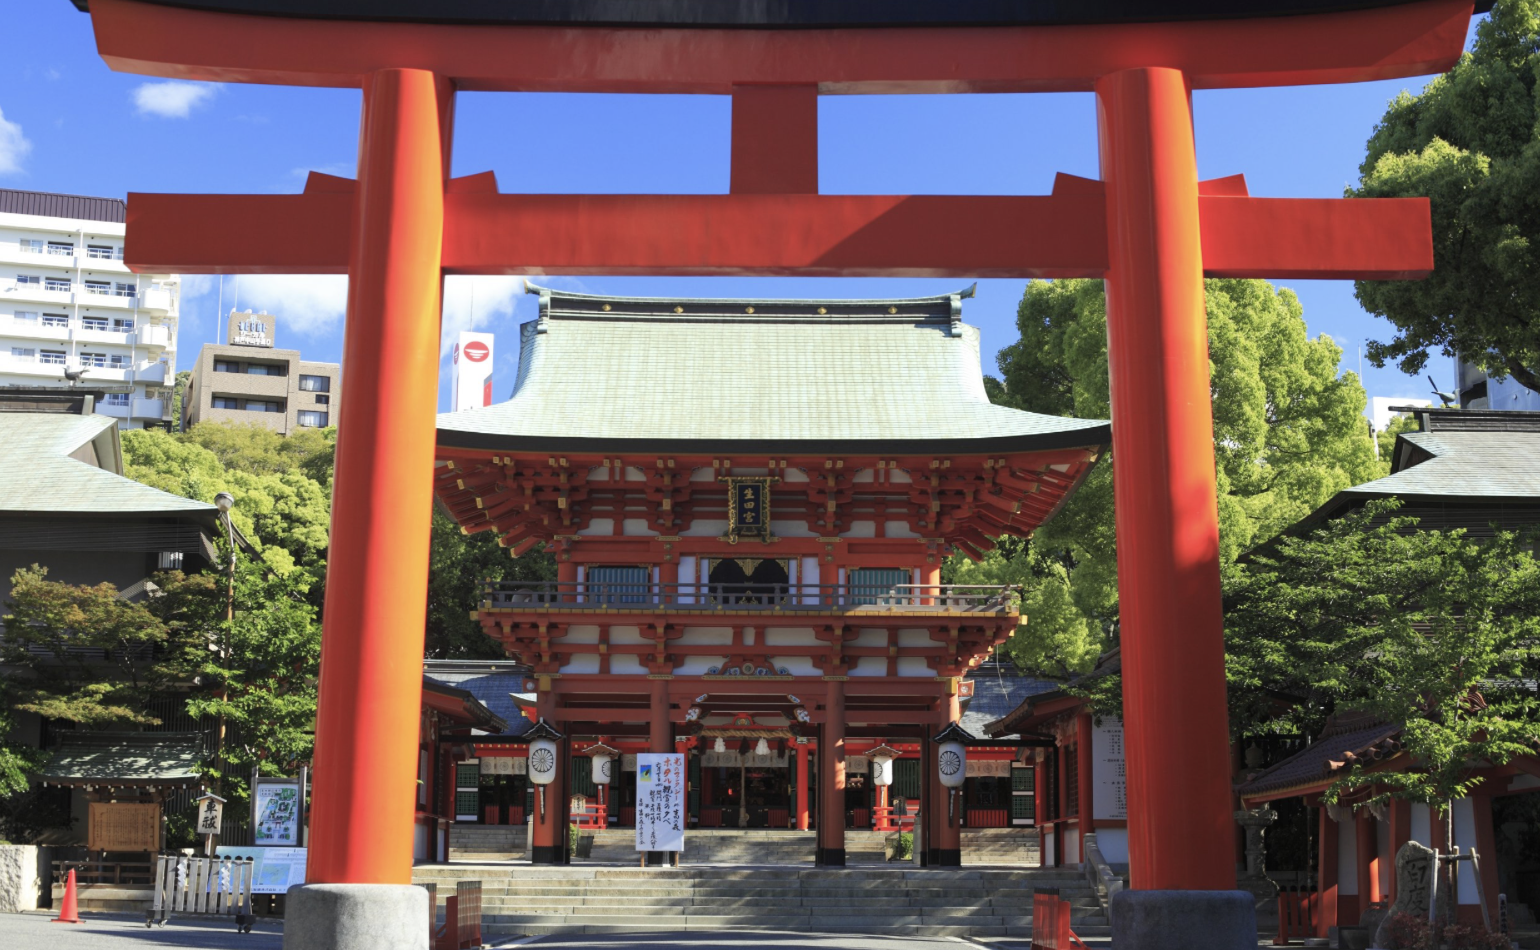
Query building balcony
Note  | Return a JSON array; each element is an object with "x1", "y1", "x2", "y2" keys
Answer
[
  {"x1": 132, "y1": 397, "x2": 166, "y2": 420},
  {"x1": 135, "y1": 323, "x2": 171, "y2": 348},
  {"x1": 481, "y1": 582, "x2": 1019, "y2": 618},
  {"x1": 78, "y1": 287, "x2": 138, "y2": 310},
  {"x1": 0, "y1": 280, "x2": 72, "y2": 307},
  {"x1": 139, "y1": 288, "x2": 174, "y2": 313},
  {"x1": 74, "y1": 325, "x2": 136, "y2": 345},
  {"x1": 134, "y1": 360, "x2": 169, "y2": 385},
  {"x1": 0, "y1": 318, "x2": 70, "y2": 343},
  {"x1": 95, "y1": 399, "x2": 133, "y2": 418},
  {"x1": 0, "y1": 355, "x2": 65, "y2": 379}
]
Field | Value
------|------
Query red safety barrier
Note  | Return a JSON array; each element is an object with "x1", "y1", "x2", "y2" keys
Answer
[
  {"x1": 1275, "y1": 888, "x2": 1319, "y2": 945},
  {"x1": 1031, "y1": 889, "x2": 1088, "y2": 950},
  {"x1": 433, "y1": 881, "x2": 484, "y2": 949},
  {"x1": 966, "y1": 808, "x2": 1010, "y2": 828}
]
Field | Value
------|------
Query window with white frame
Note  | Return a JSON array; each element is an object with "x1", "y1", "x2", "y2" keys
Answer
[
  {"x1": 86, "y1": 245, "x2": 118, "y2": 260},
  {"x1": 10, "y1": 347, "x2": 35, "y2": 360},
  {"x1": 297, "y1": 410, "x2": 328, "y2": 428},
  {"x1": 46, "y1": 242, "x2": 73, "y2": 256},
  {"x1": 39, "y1": 350, "x2": 65, "y2": 365},
  {"x1": 41, "y1": 313, "x2": 67, "y2": 328},
  {"x1": 113, "y1": 318, "x2": 134, "y2": 332},
  {"x1": 11, "y1": 310, "x2": 38, "y2": 322},
  {"x1": 80, "y1": 352, "x2": 107, "y2": 368},
  {"x1": 44, "y1": 277, "x2": 70, "y2": 292},
  {"x1": 16, "y1": 274, "x2": 40, "y2": 286},
  {"x1": 18, "y1": 239, "x2": 42, "y2": 253},
  {"x1": 82, "y1": 316, "x2": 108, "y2": 331},
  {"x1": 115, "y1": 283, "x2": 135, "y2": 297},
  {"x1": 83, "y1": 281, "x2": 110, "y2": 294},
  {"x1": 109, "y1": 354, "x2": 129, "y2": 367},
  {"x1": 103, "y1": 392, "x2": 130, "y2": 406}
]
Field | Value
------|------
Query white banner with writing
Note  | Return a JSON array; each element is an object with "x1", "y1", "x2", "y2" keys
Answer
[
  {"x1": 635, "y1": 753, "x2": 686, "y2": 853},
  {"x1": 1092, "y1": 718, "x2": 1128, "y2": 820}
]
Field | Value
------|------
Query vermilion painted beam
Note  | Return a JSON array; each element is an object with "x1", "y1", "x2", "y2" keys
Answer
[
  {"x1": 125, "y1": 189, "x2": 1432, "y2": 280},
  {"x1": 89, "y1": 0, "x2": 1471, "y2": 93}
]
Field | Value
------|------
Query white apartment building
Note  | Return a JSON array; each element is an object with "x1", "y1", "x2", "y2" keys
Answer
[{"x1": 0, "y1": 189, "x2": 179, "y2": 429}]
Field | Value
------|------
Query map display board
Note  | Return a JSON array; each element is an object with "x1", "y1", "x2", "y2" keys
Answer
[
  {"x1": 634, "y1": 753, "x2": 685, "y2": 853},
  {"x1": 1092, "y1": 718, "x2": 1128, "y2": 820},
  {"x1": 252, "y1": 779, "x2": 302, "y2": 846},
  {"x1": 216, "y1": 846, "x2": 307, "y2": 894}
]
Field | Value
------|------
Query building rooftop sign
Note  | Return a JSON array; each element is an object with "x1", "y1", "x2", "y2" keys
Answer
[{"x1": 228, "y1": 310, "x2": 275, "y2": 348}]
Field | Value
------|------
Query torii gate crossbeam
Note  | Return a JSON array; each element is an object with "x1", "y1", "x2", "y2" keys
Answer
[{"x1": 76, "y1": 0, "x2": 1473, "y2": 946}]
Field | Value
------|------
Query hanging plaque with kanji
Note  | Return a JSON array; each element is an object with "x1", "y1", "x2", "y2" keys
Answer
[{"x1": 722, "y1": 477, "x2": 776, "y2": 544}]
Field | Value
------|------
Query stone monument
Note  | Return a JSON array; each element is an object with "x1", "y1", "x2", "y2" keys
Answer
[{"x1": 1371, "y1": 841, "x2": 1435, "y2": 949}]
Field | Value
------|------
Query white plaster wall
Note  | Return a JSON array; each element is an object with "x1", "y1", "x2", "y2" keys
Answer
[
  {"x1": 764, "y1": 627, "x2": 819, "y2": 648},
  {"x1": 1377, "y1": 818, "x2": 1391, "y2": 898},
  {"x1": 885, "y1": 521, "x2": 920, "y2": 539},
  {"x1": 1042, "y1": 829, "x2": 1057, "y2": 867},
  {"x1": 674, "y1": 655, "x2": 729, "y2": 676},
  {"x1": 848, "y1": 656, "x2": 888, "y2": 677},
  {"x1": 770, "y1": 656, "x2": 820, "y2": 677},
  {"x1": 1510, "y1": 774, "x2": 1540, "y2": 792},
  {"x1": 772, "y1": 519, "x2": 816, "y2": 537},
  {"x1": 683, "y1": 519, "x2": 728, "y2": 537},
  {"x1": 1095, "y1": 828, "x2": 1129, "y2": 864},
  {"x1": 897, "y1": 629, "x2": 935, "y2": 648},
  {"x1": 578, "y1": 518, "x2": 614, "y2": 536},
  {"x1": 561, "y1": 654, "x2": 601, "y2": 674},
  {"x1": 623, "y1": 518, "x2": 651, "y2": 535},
  {"x1": 677, "y1": 556, "x2": 697, "y2": 601},
  {"x1": 1410, "y1": 803, "x2": 1431, "y2": 846},
  {"x1": 679, "y1": 627, "x2": 735, "y2": 646},
  {"x1": 413, "y1": 821, "x2": 432, "y2": 864},
  {"x1": 1338, "y1": 818, "x2": 1358, "y2": 895},
  {"x1": 610, "y1": 626, "x2": 649, "y2": 646},
  {"x1": 801, "y1": 557, "x2": 820, "y2": 589},
  {"x1": 1452, "y1": 797, "x2": 1478, "y2": 904},
  {"x1": 609, "y1": 655, "x2": 646, "y2": 675},
  {"x1": 850, "y1": 629, "x2": 887, "y2": 648},
  {"x1": 845, "y1": 521, "x2": 876, "y2": 538},
  {"x1": 624, "y1": 466, "x2": 646, "y2": 481},
  {"x1": 1064, "y1": 829, "x2": 1079, "y2": 866},
  {"x1": 896, "y1": 657, "x2": 933, "y2": 677},
  {"x1": 563, "y1": 625, "x2": 600, "y2": 644}
]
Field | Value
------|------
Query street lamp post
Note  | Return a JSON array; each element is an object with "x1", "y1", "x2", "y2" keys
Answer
[{"x1": 212, "y1": 492, "x2": 235, "y2": 821}]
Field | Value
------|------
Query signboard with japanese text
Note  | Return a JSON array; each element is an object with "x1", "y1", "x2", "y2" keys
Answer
[
  {"x1": 88, "y1": 802, "x2": 160, "y2": 852},
  {"x1": 252, "y1": 778, "x2": 302, "y2": 846},
  {"x1": 216, "y1": 846, "x2": 307, "y2": 894},
  {"x1": 634, "y1": 753, "x2": 685, "y2": 853},
  {"x1": 195, "y1": 797, "x2": 224, "y2": 836},
  {"x1": 1092, "y1": 718, "x2": 1128, "y2": 820}
]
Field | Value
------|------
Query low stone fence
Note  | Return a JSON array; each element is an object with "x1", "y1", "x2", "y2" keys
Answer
[{"x1": 0, "y1": 845, "x2": 51, "y2": 913}]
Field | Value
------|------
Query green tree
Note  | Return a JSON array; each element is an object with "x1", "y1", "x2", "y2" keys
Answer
[
  {"x1": 171, "y1": 369, "x2": 192, "y2": 431},
  {"x1": 986, "y1": 277, "x2": 1381, "y2": 676},
  {"x1": 1, "y1": 566, "x2": 188, "y2": 726},
  {"x1": 1224, "y1": 500, "x2": 1540, "y2": 916},
  {"x1": 1376, "y1": 412, "x2": 1421, "y2": 475},
  {"x1": 426, "y1": 509, "x2": 556, "y2": 658},
  {"x1": 1351, "y1": 0, "x2": 1540, "y2": 394}
]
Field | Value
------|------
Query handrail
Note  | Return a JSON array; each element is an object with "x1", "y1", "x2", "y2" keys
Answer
[
  {"x1": 1081, "y1": 832, "x2": 1125, "y2": 922},
  {"x1": 483, "y1": 581, "x2": 1018, "y2": 612}
]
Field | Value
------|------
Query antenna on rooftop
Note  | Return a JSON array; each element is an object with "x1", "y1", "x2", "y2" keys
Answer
[{"x1": 1428, "y1": 374, "x2": 1457, "y2": 408}]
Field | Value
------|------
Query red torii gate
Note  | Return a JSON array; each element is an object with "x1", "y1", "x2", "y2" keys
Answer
[{"x1": 77, "y1": 0, "x2": 1470, "y2": 940}]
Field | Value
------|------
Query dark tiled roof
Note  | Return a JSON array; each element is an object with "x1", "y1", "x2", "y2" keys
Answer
[
  {"x1": 423, "y1": 660, "x2": 534, "y2": 737},
  {"x1": 961, "y1": 665, "x2": 1062, "y2": 738},
  {"x1": 1236, "y1": 713, "x2": 1403, "y2": 801},
  {"x1": 37, "y1": 731, "x2": 203, "y2": 786},
  {"x1": 983, "y1": 648, "x2": 1121, "y2": 736},
  {"x1": 0, "y1": 188, "x2": 126, "y2": 223}
]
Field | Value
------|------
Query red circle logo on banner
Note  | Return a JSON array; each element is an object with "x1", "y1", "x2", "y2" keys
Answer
[{"x1": 464, "y1": 341, "x2": 490, "y2": 362}]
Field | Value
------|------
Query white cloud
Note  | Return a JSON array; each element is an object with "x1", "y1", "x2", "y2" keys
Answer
[
  {"x1": 0, "y1": 107, "x2": 32, "y2": 176},
  {"x1": 133, "y1": 81, "x2": 218, "y2": 119},
  {"x1": 231, "y1": 275, "x2": 350, "y2": 339},
  {"x1": 439, "y1": 276, "x2": 531, "y2": 356}
]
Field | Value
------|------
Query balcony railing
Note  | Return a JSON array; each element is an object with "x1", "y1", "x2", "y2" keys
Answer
[
  {"x1": 483, "y1": 581, "x2": 1018, "y2": 613},
  {"x1": 85, "y1": 247, "x2": 125, "y2": 260}
]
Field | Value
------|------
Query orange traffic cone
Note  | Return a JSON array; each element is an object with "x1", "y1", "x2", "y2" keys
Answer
[{"x1": 52, "y1": 868, "x2": 81, "y2": 923}]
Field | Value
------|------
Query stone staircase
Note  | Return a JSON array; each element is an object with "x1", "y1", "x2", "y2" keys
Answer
[
  {"x1": 581, "y1": 828, "x2": 818, "y2": 865},
  {"x1": 961, "y1": 827, "x2": 1042, "y2": 866},
  {"x1": 448, "y1": 824, "x2": 526, "y2": 862},
  {"x1": 411, "y1": 864, "x2": 1109, "y2": 939}
]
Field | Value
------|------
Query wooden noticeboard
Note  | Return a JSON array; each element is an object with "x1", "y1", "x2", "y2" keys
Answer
[{"x1": 88, "y1": 801, "x2": 161, "y2": 852}]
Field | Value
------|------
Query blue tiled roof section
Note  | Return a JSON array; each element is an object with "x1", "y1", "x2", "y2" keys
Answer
[
  {"x1": 961, "y1": 667, "x2": 1061, "y2": 738},
  {"x1": 423, "y1": 666, "x2": 534, "y2": 737}
]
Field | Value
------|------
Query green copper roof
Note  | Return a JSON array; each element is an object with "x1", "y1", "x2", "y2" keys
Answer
[
  {"x1": 1348, "y1": 430, "x2": 1540, "y2": 500},
  {"x1": 37, "y1": 731, "x2": 204, "y2": 786},
  {"x1": 0, "y1": 411, "x2": 214, "y2": 515},
  {"x1": 437, "y1": 285, "x2": 1109, "y2": 454}
]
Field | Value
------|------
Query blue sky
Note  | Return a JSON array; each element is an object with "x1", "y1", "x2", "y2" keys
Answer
[{"x1": 3, "y1": 3, "x2": 1478, "y2": 414}]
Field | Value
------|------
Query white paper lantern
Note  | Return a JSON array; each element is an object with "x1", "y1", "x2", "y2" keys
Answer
[
  {"x1": 755, "y1": 738, "x2": 770, "y2": 757},
  {"x1": 937, "y1": 741, "x2": 966, "y2": 789},
  {"x1": 871, "y1": 755, "x2": 894, "y2": 787},
  {"x1": 528, "y1": 738, "x2": 559, "y2": 786},
  {"x1": 591, "y1": 751, "x2": 614, "y2": 785}
]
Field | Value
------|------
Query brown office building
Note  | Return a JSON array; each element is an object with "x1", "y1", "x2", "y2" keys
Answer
[{"x1": 182, "y1": 310, "x2": 340, "y2": 434}]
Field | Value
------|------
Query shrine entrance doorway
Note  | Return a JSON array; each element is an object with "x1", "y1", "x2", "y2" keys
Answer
[{"x1": 708, "y1": 558, "x2": 790, "y2": 605}]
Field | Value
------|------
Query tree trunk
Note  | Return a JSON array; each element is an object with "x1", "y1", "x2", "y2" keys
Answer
[{"x1": 1501, "y1": 355, "x2": 1540, "y2": 396}]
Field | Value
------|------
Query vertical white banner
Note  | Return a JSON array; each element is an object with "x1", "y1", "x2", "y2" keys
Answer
[
  {"x1": 1092, "y1": 717, "x2": 1128, "y2": 821},
  {"x1": 451, "y1": 331, "x2": 495, "y2": 410},
  {"x1": 634, "y1": 753, "x2": 686, "y2": 853}
]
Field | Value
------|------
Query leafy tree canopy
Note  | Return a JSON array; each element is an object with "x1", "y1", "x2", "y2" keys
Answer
[
  {"x1": 981, "y1": 277, "x2": 1381, "y2": 677},
  {"x1": 426, "y1": 510, "x2": 555, "y2": 658},
  {"x1": 1352, "y1": 0, "x2": 1540, "y2": 393},
  {"x1": 1225, "y1": 500, "x2": 1540, "y2": 816}
]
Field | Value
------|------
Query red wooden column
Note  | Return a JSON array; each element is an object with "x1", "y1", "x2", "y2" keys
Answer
[
  {"x1": 1318, "y1": 808, "x2": 1340, "y2": 938},
  {"x1": 530, "y1": 685, "x2": 560, "y2": 863},
  {"x1": 1096, "y1": 65, "x2": 1236, "y2": 892},
  {"x1": 308, "y1": 67, "x2": 448, "y2": 887},
  {"x1": 1388, "y1": 799, "x2": 1411, "y2": 902},
  {"x1": 1076, "y1": 712, "x2": 1096, "y2": 863},
  {"x1": 795, "y1": 741, "x2": 811, "y2": 831},
  {"x1": 1034, "y1": 749, "x2": 1049, "y2": 867},
  {"x1": 1471, "y1": 794, "x2": 1500, "y2": 925},
  {"x1": 1356, "y1": 810, "x2": 1379, "y2": 909},
  {"x1": 818, "y1": 678, "x2": 846, "y2": 865}
]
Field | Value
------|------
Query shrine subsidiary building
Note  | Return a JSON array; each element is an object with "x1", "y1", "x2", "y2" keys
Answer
[{"x1": 434, "y1": 286, "x2": 1109, "y2": 865}]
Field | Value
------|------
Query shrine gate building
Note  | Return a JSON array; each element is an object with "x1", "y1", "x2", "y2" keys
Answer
[{"x1": 433, "y1": 284, "x2": 1107, "y2": 865}]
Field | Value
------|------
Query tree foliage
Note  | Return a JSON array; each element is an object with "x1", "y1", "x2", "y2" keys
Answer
[
  {"x1": 1376, "y1": 412, "x2": 1421, "y2": 475},
  {"x1": 1351, "y1": 0, "x2": 1540, "y2": 393},
  {"x1": 984, "y1": 278, "x2": 1381, "y2": 676},
  {"x1": 426, "y1": 510, "x2": 555, "y2": 658}
]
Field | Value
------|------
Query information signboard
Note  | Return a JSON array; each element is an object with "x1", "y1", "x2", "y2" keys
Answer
[
  {"x1": 216, "y1": 846, "x2": 307, "y2": 894},
  {"x1": 252, "y1": 778, "x2": 302, "y2": 846},
  {"x1": 87, "y1": 801, "x2": 160, "y2": 852},
  {"x1": 634, "y1": 753, "x2": 685, "y2": 853},
  {"x1": 1092, "y1": 717, "x2": 1128, "y2": 820}
]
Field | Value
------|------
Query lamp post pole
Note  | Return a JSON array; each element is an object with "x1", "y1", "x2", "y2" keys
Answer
[{"x1": 213, "y1": 492, "x2": 236, "y2": 812}]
